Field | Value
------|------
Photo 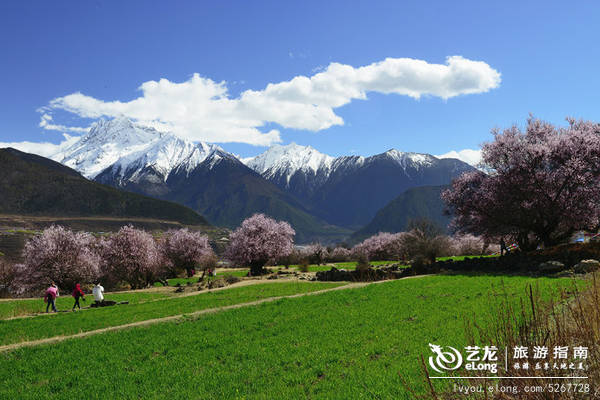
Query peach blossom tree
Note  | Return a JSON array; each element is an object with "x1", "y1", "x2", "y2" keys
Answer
[{"x1": 225, "y1": 214, "x2": 295, "y2": 275}]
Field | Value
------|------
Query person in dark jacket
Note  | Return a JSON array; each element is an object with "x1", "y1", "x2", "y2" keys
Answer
[
  {"x1": 72, "y1": 283, "x2": 85, "y2": 311},
  {"x1": 500, "y1": 238, "x2": 508, "y2": 256}
]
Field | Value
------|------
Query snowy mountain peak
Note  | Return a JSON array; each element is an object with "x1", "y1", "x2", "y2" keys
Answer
[
  {"x1": 81, "y1": 117, "x2": 162, "y2": 147},
  {"x1": 56, "y1": 117, "x2": 220, "y2": 180},
  {"x1": 381, "y1": 149, "x2": 436, "y2": 168},
  {"x1": 244, "y1": 142, "x2": 334, "y2": 182}
]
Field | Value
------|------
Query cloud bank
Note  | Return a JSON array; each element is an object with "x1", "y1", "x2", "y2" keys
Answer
[
  {"x1": 0, "y1": 134, "x2": 79, "y2": 158},
  {"x1": 39, "y1": 55, "x2": 501, "y2": 146},
  {"x1": 436, "y1": 148, "x2": 482, "y2": 166}
]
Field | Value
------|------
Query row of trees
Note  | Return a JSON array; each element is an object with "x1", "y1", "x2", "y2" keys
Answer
[
  {"x1": 3, "y1": 213, "x2": 492, "y2": 297},
  {"x1": 226, "y1": 216, "x2": 492, "y2": 271},
  {"x1": 8, "y1": 225, "x2": 215, "y2": 295},
  {"x1": 335, "y1": 221, "x2": 491, "y2": 265}
]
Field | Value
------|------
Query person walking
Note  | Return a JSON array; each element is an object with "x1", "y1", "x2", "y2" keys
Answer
[
  {"x1": 71, "y1": 283, "x2": 86, "y2": 311},
  {"x1": 44, "y1": 283, "x2": 59, "y2": 313},
  {"x1": 92, "y1": 283, "x2": 104, "y2": 305}
]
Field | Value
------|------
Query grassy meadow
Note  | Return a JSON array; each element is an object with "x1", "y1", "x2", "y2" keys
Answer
[
  {"x1": 0, "y1": 291, "x2": 172, "y2": 319},
  {"x1": 0, "y1": 281, "x2": 342, "y2": 346},
  {"x1": 0, "y1": 274, "x2": 576, "y2": 399}
]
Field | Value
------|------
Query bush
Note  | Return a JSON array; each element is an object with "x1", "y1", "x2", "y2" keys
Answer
[
  {"x1": 402, "y1": 219, "x2": 452, "y2": 264},
  {"x1": 298, "y1": 259, "x2": 310, "y2": 273},
  {"x1": 355, "y1": 253, "x2": 370, "y2": 272},
  {"x1": 222, "y1": 274, "x2": 241, "y2": 285}
]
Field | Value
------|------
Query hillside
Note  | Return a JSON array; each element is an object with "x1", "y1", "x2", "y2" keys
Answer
[
  {"x1": 0, "y1": 148, "x2": 209, "y2": 226},
  {"x1": 350, "y1": 185, "x2": 451, "y2": 242},
  {"x1": 163, "y1": 153, "x2": 350, "y2": 243}
]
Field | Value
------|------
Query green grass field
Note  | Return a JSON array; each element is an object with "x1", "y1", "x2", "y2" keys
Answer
[
  {"x1": 0, "y1": 274, "x2": 576, "y2": 399},
  {"x1": 0, "y1": 281, "x2": 343, "y2": 346},
  {"x1": 0, "y1": 291, "x2": 172, "y2": 319}
]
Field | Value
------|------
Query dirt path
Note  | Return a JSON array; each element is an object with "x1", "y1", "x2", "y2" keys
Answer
[{"x1": 0, "y1": 276, "x2": 431, "y2": 353}]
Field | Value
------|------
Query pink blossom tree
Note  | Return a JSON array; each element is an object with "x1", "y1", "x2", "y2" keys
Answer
[
  {"x1": 352, "y1": 232, "x2": 406, "y2": 261},
  {"x1": 14, "y1": 225, "x2": 100, "y2": 294},
  {"x1": 306, "y1": 243, "x2": 327, "y2": 265},
  {"x1": 443, "y1": 117, "x2": 600, "y2": 250},
  {"x1": 328, "y1": 247, "x2": 351, "y2": 262},
  {"x1": 225, "y1": 214, "x2": 295, "y2": 275},
  {"x1": 100, "y1": 225, "x2": 161, "y2": 289},
  {"x1": 449, "y1": 234, "x2": 488, "y2": 256},
  {"x1": 161, "y1": 229, "x2": 215, "y2": 278}
]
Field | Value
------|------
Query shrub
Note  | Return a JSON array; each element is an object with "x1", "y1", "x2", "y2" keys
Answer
[
  {"x1": 298, "y1": 259, "x2": 310, "y2": 273},
  {"x1": 403, "y1": 219, "x2": 452, "y2": 264},
  {"x1": 355, "y1": 252, "x2": 370, "y2": 272},
  {"x1": 222, "y1": 274, "x2": 241, "y2": 285}
]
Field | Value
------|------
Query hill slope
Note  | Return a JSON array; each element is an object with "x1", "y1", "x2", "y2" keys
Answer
[
  {"x1": 350, "y1": 185, "x2": 450, "y2": 242},
  {"x1": 0, "y1": 147, "x2": 208, "y2": 226}
]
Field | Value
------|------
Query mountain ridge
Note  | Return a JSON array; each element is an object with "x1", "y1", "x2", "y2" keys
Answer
[
  {"x1": 0, "y1": 147, "x2": 209, "y2": 226},
  {"x1": 43, "y1": 117, "x2": 472, "y2": 242}
]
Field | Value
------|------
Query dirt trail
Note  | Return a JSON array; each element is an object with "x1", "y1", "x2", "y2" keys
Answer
[{"x1": 0, "y1": 275, "x2": 431, "y2": 353}]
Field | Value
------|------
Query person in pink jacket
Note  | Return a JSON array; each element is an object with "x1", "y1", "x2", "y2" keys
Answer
[{"x1": 44, "y1": 283, "x2": 59, "y2": 313}]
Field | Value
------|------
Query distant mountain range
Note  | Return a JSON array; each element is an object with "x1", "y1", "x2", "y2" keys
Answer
[
  {"x1": 0, "y1": 147, "x2": 208, "y2": 226},
  {"x1": 244, "y1": 144, "x2": 472, "y2": 228},
  {"x1": 38, "y1": 117, "x2": 473, "y2": 242}
]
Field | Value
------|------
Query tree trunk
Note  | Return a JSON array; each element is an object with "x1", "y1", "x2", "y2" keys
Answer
[{"x1": 249, "y1": 261, "x2": 267, "y2": 276}]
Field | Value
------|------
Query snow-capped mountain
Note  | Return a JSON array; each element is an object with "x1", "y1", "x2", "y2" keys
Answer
[
  {"x1": 47, "y1": 117, "x2": 473, "y2": 240},
  {"x1": 245, "y1": 143, "x2": 335, "y2": 184},
  {"x1": 244, "y1": 144, "x2": 473, "y2": 228},
  {"x1": 56, "y1": 117, "x2": 223, "y2": 181},
  {"x1": 49, "y1": 117, "x2": 347, "y2": 242},
  {"x1": 245, "y1": 145, "x2": 440, "y2": 186}
]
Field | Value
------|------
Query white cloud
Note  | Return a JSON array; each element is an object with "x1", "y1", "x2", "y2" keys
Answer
[
  {"x1": 436, "y1": 148, "x2": 482, "y2": 166},
  {"x1": 0, "y1": 133, "x2": 79, "y2": 158},
  {"x1": 40, "y1": 56, "x2": 501, "y2": 146},
  {"x1": 39, "y1": 113, "x2": 89, "y2": 133}
]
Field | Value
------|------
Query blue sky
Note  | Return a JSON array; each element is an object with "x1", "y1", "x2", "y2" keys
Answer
[{"x1": 1, "y1": 1, "x2": 599, "y2": 161}]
